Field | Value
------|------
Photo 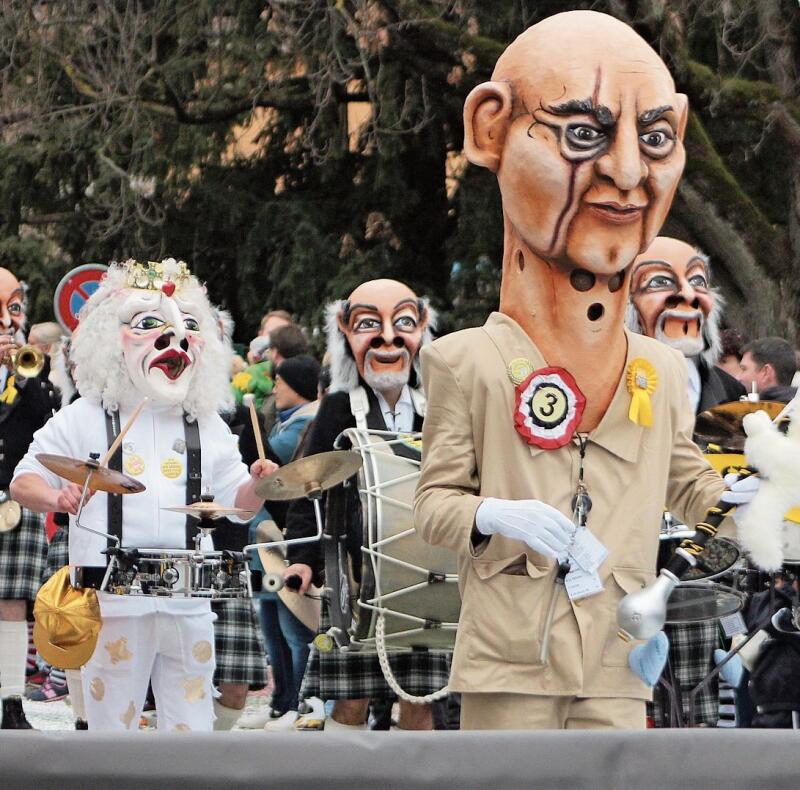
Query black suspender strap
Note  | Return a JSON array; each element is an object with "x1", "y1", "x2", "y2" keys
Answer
[
  {"x1": 184, "y1": 414, "x2": 202, "y2": 549},
  {"x1": 104, "y1": 410, "x2": 201, "y2": 552},
  {"x1": 104, "y1": 410, "x2": 123, "y2": 556}
]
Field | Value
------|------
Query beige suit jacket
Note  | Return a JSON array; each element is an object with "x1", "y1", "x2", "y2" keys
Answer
[{"x1": 414, "y1": 313, "x2": 726, "y2": 699}]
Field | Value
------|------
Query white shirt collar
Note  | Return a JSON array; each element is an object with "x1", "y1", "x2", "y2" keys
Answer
[{"x1": 374, "y1": 384, "x2": 414, "y2": 433}]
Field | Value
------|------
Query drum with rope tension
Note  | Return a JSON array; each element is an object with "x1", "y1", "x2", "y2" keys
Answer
[{"x1": 324, "y1": 428, "x2": 460, "y2": 651}]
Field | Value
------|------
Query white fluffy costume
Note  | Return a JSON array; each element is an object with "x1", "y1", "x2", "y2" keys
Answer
[
  {"x1": 737, "y1": 407, "x2": 800, "y2": 570},
  {"x1": 13, "y1": 259, "x2": 249, "y2": 732}
]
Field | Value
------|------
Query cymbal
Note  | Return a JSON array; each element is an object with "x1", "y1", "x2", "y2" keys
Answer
[
  {"x1": 36, "y1": 453, "x2": 145, "y2": 495},
  {"x1": 162, "y1": 501, "x2": 255, "y2": 520},
  {"x1": 255, "y1": 451, "x2": 363, "y2": 501},
  {"x1": 695, "y1": 400, "x2": 787, "y2": 451}
]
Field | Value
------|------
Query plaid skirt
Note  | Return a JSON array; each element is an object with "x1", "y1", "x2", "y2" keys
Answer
[
  {"x1": 650, "y1": 620, "x2": 719, "y2": 727},
  {"x1": 0, "y1": 507, "x2": 47, "y2": 600},
  {"x1": 300, "y1": 604, "x2": 451, "y2": 700},
  {"x1": 211, "y1": 598, "x2": 268, "y2": 688},
  {"x1": 42, "y1": 526, "x2": 69, "y2": 583}
]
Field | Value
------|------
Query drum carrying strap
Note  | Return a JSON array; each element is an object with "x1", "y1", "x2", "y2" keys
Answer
[
  {"x1": 349, "y1": 387, "x2": 370, "y2": 430},
  {"x1": 184, "y1": 416, "x2": 202, "y2": 548},
  {"x1": 104, "y1": 410, "x2": 123, "y2": 553},
  {"x1": 104, "y1": 410, "x2": 202, "y2": 554}
]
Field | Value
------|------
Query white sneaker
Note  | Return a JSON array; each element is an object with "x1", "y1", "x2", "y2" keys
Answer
[
  {"x1": 237, "y1": 706, "x2": 273, "y2": 729},
  {"x1": 263, "y1": 710, "x2": 298, "y2": 731}
]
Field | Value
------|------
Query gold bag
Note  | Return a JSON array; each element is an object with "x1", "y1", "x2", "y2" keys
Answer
[{"x1": 33, "y1": 566, "x2": 102, "y2": 670}]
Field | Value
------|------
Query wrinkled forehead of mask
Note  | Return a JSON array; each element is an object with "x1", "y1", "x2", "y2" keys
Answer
[{"x1": 341, "y1": 280, "x2": 425, "y2": 332}]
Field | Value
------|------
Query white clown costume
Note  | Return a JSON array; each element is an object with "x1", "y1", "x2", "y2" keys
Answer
[{"x1": 13, "y1": 259, "x2": 262, "y2": 732}]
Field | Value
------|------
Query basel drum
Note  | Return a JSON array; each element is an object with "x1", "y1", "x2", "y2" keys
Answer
[{"x1": 331, "y1": 428, "x2": 460, "y2": 650}]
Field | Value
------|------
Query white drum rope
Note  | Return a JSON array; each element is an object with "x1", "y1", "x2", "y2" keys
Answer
[{"x1": 375, "y1": 612, "x2": 449, "y2": 704}]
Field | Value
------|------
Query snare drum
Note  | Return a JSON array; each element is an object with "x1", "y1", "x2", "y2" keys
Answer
[
  {"x1": 327, "y1": 428, "x2": 460, "y2": 650},
  {"x1": 665, "y1": 581, "x2": 745, "y2": 624},
  {"x1": 103, "y1": 547, "x2": 251, "y2": 600}
]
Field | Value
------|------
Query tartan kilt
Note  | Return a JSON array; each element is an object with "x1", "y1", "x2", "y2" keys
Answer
[
  {"x1": 650, "y1": 620, "x2": 719, "y2": 727},
  {"x1": 300, "y1": 603, "x2": 451, "y2": 701},
  {"x1": 0, "y1": 506, "x2": 47, "y2": 600},
  {"x1": 211, "y1": 597, "x2": 268, "y2": 688},
  {"x1": 42, "y1": 525, "x2": 69, "y2": 584}
]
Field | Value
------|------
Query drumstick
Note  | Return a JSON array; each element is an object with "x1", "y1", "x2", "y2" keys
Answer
[
  {"x1": 100, "y1": 397, "x2": 148, "y2": 467},
  {"x1": 243, "y1": 393, "x2": 266, "y2": 462}
]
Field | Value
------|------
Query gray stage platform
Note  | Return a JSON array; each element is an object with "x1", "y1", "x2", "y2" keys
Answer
[{"x1": 2, "y1": 729, "x2": 798, "y2": 789}]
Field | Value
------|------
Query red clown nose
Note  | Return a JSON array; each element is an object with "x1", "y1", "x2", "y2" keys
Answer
[{"x1": 161, "y1": 282, "x2": 176, "y2": 297}]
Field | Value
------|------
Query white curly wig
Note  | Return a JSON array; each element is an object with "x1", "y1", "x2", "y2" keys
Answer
[
  {"x1": 72, "y1": 258, "x2": 233, "y2": 418},
  {"x1": 325, "y1": 296, "x2": 437, "y2": 393}
]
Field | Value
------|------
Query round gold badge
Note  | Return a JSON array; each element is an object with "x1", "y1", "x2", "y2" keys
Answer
[
  {"x1": 160, "y1": 457, "x2": 183, "y2": 480},
  {"x1": 123, "y1": 454, "x2": 146, "y2": 476},
  {"x1": 507, "y1": 357, "x2": 535, "y2": 386}
]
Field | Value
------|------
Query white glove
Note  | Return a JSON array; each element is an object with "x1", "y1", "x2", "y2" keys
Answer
[
  {"x1": 721, "y1": 473, "x2": 760, "y2": 505},
  {"x1": 475, "y1": 497, "x2": 575, "y2": 558},
  {"x1": 721, "y1": 473, "x2": 761, "y2": 525}
]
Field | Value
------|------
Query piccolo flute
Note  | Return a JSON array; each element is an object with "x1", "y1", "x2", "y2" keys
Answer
[{"x1": 617, "y1": 468, "x2": 755, "y2": 641}]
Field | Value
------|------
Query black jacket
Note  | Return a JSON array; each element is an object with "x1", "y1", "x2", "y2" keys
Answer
[
  {"x1": 284, "y1": 387, "x2": 422, "y2": 582},
  {"x1": 0, "y1": 370, "x2": 57, "y2": 489},
  {"x1": 696, "y1": 358, "x2": 746, "y2": 414},
  {"x1": 744, "y1": 586, "x2": 800, "y2": 724}
]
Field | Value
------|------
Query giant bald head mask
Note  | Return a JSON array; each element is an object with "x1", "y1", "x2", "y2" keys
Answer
[{"x1": 464, "y1": 11, "x2": 687, "y2": 353}]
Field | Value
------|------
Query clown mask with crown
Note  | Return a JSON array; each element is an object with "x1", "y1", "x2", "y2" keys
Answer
[{"x1": 72, "y1": 258, "x2": 232, "y2": 417}]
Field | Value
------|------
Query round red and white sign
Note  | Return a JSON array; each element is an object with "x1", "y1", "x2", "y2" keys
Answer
[
  {"x1": 53, "y1": 264, "x2": 108, "y2": 332},
  {"x1": 514, "y1": 366, "x2": 585, "y2": 449}
]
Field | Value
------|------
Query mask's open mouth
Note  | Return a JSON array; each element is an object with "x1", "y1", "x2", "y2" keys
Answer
[
  {"x1": 371, "y1": 350, "x2": 404, "y2": 364},
  {"x1": 660, "y1": 309, "x2": 704, "y2": 340},
  {"x1": 150, "y1": 349, "x2": 191, "y2": 380}
]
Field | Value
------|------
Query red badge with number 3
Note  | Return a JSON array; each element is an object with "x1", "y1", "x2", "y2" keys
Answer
[{"x1": 514, "y1": 367, "x2": 585, "y2": 449}]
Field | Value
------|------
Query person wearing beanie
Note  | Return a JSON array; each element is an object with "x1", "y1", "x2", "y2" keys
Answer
[
  {"x1": 238, "y1": 354, "x2": 321, "y2": 731},
  {"x1": 275, "y1": 356, "x2": 319, "y2": 409}
]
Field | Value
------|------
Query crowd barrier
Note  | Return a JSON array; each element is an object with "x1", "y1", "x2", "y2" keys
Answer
[{"x1": 2, "y1": 728, "x2": 799, "y2": 789}]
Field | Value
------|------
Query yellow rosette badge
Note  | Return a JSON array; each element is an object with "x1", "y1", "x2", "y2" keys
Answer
[{"x1": 626, "y1": 358, "x2": 657, "y2": 427}]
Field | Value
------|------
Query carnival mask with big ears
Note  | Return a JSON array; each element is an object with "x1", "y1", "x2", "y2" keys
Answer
[
  {"x1": 462, "y1": 10, "x2": 688, "y2": 344},
  {"x1": 116, "y1": 260, "x2": 206, "y2": 406},
  {"x1": 335, "y1": 279, "x2": 428, "y2": 394},
  {"x1": 0, "y1": 268, "x2": 27, "y2": 345},
  {"x1": 628, "y1": 237, "x2": 720, "y2": 360}
]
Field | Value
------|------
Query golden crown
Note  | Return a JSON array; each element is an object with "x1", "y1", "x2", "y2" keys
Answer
[{"x1": 122, "y1": 259, "x2": 192, "y2": 294}]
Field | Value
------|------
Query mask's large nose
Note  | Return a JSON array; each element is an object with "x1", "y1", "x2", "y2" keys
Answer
[
  {"x1": 0, "y1": 303, "x2": 12, "y2": 330},
  {"x1": 159, "y1": 293, "x2": 188, "y2": 342},
  {"x1": 664, "y1": 280, "x2": 700, "y2": 310},
  {"x1": 595, "y1": 122, "x2": 648, "y2": 192}
]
